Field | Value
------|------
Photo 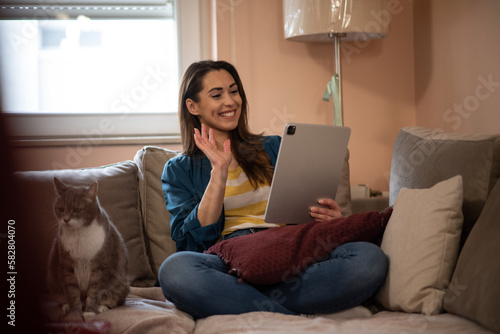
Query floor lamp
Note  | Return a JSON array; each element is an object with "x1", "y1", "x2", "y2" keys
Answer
[{"x1": 283, "y1": 0, "x2": 389, "y2": 126}]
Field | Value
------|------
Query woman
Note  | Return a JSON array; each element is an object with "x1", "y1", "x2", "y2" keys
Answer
[{"x1": 159, "y1": 60, "x2": 387, "y2": 319}]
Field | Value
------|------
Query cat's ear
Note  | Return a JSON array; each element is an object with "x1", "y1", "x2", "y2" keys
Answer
[
  {"x1": 54, "y1": 177, "x2": 67, "y2": 195},
  {"x1": 85, "y1": 182, "x2": 98, "y2": 201}
]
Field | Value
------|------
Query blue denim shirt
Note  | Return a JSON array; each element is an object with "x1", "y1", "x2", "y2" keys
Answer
[{"x1": 161, "y1": 135, "x2": 281, "y2": 253}]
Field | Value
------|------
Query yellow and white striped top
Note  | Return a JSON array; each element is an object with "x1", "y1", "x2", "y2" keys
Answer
[{"x1": 222, "y1": 166, "x2": 279, "y2": 236}]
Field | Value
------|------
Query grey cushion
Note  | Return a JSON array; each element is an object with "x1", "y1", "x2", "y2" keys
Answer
[
  {"x1": 14, "y1": 161, "x2": 156, "y2": 291},
  {"x1": 443, "y1": 178, "x2": 500, "y2": 333},
  {"x1": 389, "y1": 127, "x2": 500, "y2": 245}
]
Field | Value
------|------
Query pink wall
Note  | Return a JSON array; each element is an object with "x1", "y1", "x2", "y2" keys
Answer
[{"x1": 414, "y1": 0, "x2": 500, "y2": 135}]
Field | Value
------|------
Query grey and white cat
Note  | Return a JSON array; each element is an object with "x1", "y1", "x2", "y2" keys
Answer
[{"x1": 47, "y1": 178, "x2": 129, "y2": 319}]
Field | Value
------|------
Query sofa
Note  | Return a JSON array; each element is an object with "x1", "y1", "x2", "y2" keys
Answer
[{"x1": 13, "y1": 126, "x2": 500, "y2": 334}]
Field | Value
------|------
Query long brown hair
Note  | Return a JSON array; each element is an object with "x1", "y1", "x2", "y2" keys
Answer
[{"x1": 178, "y1": 60, "x2": 273, "y2": 188}]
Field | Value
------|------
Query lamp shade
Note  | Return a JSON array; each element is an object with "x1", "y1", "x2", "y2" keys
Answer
[{"x1": 284, "y1": 0, "x2": 389, "y2": 42}]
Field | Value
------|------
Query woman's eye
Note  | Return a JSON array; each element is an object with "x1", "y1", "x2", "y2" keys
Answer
[
  {"x1": 230, "y1": 90, "x2": 239, "y2": 94},
  {"x1": 211, "y1": 94, "x2": 221, "y2": 98}
]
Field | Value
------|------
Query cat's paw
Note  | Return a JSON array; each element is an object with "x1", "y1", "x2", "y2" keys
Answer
[
  {"x1": 60, "y1": 309, "x2": 84, "y2": 322},
  {"x1": 83, "y1": 311, "x2": 97, "y2": 319},
  {"x1": 61, "y1": 303, "x2": 71, "y2": 314},
  {"x1": 97, "y1": 305, "x2": 110, "y2": 314}
]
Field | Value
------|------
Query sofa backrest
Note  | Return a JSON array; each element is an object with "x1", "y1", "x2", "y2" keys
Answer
[{"x1": 389, "y1": 127, "x2": 500, "y2": 246}]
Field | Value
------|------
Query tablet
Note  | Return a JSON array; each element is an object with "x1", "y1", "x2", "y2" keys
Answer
[{"x1": 264, "y1": 123, "x2": 351, "y2": 224}]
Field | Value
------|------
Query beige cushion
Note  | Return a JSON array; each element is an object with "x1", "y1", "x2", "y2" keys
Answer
[
  {"x1": 443, "y1": 179, "x2": 500, "y2": 333},
  {"x1": 389, "y1": 127, "x2": 500, "y2": 246},
  {"x1": 375, "y1": 175, "x2": 464, "y2": 315},
  {"x1": 15, "y1": 161, "x2": 155, "y2": 290},
  {"x1": 134, "y1": 146, "x2": 179, "y2": 277}
]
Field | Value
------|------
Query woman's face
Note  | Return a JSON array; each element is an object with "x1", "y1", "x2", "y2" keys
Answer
[{"x1": 187, "y1": 69, "x2": 242, "y2": 139}]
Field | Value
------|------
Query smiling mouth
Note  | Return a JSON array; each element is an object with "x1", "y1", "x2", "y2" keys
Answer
[{"x1": 219, "y1": 111, "x2": 235, "y2": 117}]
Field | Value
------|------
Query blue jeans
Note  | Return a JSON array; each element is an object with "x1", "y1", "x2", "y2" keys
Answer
[{"x1": 158, "y1": 233, "x2": 387, "y2": 319}]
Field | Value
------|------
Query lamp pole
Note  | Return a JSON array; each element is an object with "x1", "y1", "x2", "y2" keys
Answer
[{"x1": 330, "y1": 32, "x2": 345, "y2": 126}]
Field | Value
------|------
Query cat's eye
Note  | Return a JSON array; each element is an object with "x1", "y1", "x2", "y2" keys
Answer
[
  {"x1": 56, "y1": 208, "x2": 64, "y2": 213},
  {"x1": 73, "y1": 208, "x2": 81, "y2": 213}
]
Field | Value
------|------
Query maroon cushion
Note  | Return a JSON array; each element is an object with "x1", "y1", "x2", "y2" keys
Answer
[{"x1": 205, "y1": 208, "x2": 393, "y2": 285}]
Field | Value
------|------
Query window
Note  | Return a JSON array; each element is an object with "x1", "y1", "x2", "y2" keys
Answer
[{"x1": 1, "y1": 0, "x2": 208, "y2": 142}]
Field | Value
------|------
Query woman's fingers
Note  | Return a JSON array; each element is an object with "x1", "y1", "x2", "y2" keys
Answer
[
  {"x1": 201, "y1": 123, "x2": 208, "y2": 139},
  {"x1": 309, "y1": 198, "x2": 342, "y2": 221},
  {"x1": 223, "y1": 139, "x2": 231, "y2": 153},
  {"x1": 193, "y1": 125, "x2": 233, "y2": 170},
  {"x1": 318, "y1": 198, "x2": 341, "y2": 212},
  {"x1": 194, "y1": 125, "x2": 213, "y2": 149},
  {"x1": 209, "y1": 127, "x2": 216, "y2": 147}
]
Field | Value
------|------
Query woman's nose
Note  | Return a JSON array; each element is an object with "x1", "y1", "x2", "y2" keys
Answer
[{"x1": 223, "y1": 93, "x2": 236, "y2": 106}]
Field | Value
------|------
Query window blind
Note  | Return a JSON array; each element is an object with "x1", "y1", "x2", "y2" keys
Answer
[{"x1": 0, "y1": 0, "x2": 174, "y2": 19}]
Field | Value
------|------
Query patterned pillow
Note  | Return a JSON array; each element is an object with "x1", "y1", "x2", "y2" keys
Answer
[{"x1": 205, "y1": 208, "x2": 393, "y2": 285}]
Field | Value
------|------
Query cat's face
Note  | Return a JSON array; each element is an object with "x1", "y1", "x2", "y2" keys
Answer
[{"x1": 53, "y1": 178, "x2": 99, "y2": 229}]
